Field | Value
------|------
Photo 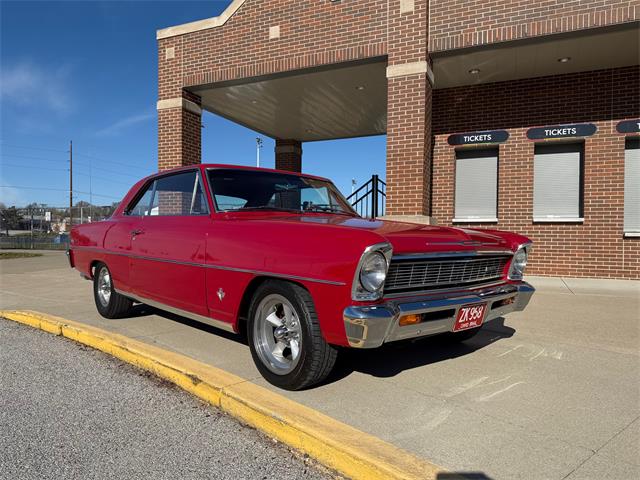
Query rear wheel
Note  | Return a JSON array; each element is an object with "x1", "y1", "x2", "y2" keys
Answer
[
  {"x1": 93, "y1": 263, "x2": 133, "y2": 319},
  {"x1": 247, "y1": 280, "x2": 337, "y2": 390}
]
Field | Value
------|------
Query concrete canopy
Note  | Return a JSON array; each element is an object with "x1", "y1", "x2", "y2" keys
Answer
[
  {"x1": 432, "y1": 23, "x2": 639, "y2": 89},
  {"x1": 189, "y1": 60, "x2": 388, "y2": 142}
]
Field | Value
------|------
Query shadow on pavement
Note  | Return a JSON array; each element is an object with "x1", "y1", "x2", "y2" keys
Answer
[
  {"x1": 125, "y1": 303, "x2": 514, "y2": 386},
  {"x1": 134, "y1": 305, "x2": 248, "y2": 345},
  {"x1": 324, "y1": 318, "x2": 515, "y2": 385}
]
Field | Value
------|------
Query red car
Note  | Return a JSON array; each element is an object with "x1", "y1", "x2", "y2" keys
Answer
[{"x1": 69, "y1": 165, "x2": 534, "y2": 390}]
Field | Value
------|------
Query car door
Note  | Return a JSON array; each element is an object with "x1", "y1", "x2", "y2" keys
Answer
[
  {"x1": 106, "y1": 182, "x2": 156, "y2": 293},
  {"x1": 129, "y1": 169, "x2": 211, "y2": 317}
]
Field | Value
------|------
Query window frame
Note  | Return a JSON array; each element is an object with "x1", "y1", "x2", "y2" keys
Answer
[
  {"x1": 204, "y1": 167, "x2": 357, "y2": 215},
  {"x1": 452, "y1": 147, "x2": 499, "y2": 223},
  {"x1": 623, "y1": 137, "x2": 640, "y2": 237},
  {"x1": 532, "y1": 142, "x2": 585, "y2": 223},
  {"x1": 125, "y1": 168, "x2": 210, "y2": 217}
]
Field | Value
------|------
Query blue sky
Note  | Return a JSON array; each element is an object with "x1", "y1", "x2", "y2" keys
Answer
[{"x1": 0, "y1": 0, "x2": 386, "y2": 208}]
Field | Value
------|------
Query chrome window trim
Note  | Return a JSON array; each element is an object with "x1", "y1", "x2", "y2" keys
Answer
[
  {"x1": 126, "y1": 168, "x2": 211, "y2": 217},
  {"x1": 204, "y1": 167, "x2": 358, "y2": 216},
  {"x1": 70, "y1": 245, "x2": 345, "y2": 286},
  {"x1": 351, "y1": 242, "x2": 393, "y2": 301},
  {"x1": 113, "y1": 287, "x2": 235, "y2": 333}
]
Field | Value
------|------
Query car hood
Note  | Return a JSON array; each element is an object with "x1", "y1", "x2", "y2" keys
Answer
[{"x1": 236, "y1": 213, "x2": 514, "y2": 255}]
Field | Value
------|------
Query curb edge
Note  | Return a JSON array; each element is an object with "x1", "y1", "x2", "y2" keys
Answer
[{"x1": 1, "y1": 309, "x2": 446, "y2": 480}]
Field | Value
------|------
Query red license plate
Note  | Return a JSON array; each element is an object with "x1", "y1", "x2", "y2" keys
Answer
[{"x1": 453, "y1": 303, "x2": 487, "y2": 332}]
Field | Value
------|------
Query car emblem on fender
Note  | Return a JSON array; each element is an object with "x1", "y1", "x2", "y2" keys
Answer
[{"x1": 217, "y1": 288, "x2": 225, "y2": 301}]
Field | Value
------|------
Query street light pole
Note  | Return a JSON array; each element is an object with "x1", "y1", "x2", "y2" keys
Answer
[
  {"x1": 256, "y1": 137, "x2": 263, "y2": 168},
  {"x1": 69, "y1": 140, "x2": 73, "y2": 229}
]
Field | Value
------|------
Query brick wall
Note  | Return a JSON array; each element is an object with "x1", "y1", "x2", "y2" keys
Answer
[
  {"x1": 429, "y1": 0, "x2": 640, "y2": 51},
  {"x1": 432, "y1": 66, "x2": 640, "y2": 278},
  {"x1": 159, "y1": 0, "x2": 389, "y2": 100},
  {"x1": 274, "y1": 139, "x2": 302, "y2": 172},
  {"x1": 157, "y1": 0, "x2": 390, "y2": 171}
]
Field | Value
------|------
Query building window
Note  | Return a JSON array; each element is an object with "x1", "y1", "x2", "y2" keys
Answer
[
  {"x1": 533, "y1": 143, "x2": 584, "y2": 222},
  {"x1": 453, "y1": 148, "x2": 498, "y2": 222},
  {"x1": 624, "y1": 138, "x2": 640, "y2": 236}
]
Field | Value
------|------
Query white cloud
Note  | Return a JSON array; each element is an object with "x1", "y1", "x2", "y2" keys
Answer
[
  {"x1": 0, "y1": 176, "x2": 25, "y2": 207},
  {"x1": 0, "y1": 61, "x2": 73, "y2": 115},
  {"x1": 95, "y1": 112, "x2": 155, "y2": 137}
]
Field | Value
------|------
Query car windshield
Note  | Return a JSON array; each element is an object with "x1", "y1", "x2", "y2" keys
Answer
[{"x1": 207, "y1": 168, "x2": 358, "y2": 216}]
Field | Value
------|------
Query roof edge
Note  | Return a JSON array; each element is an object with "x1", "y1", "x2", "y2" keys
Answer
[{"x1": 157, "y1": 0, "x2": 246, "y2": 40}]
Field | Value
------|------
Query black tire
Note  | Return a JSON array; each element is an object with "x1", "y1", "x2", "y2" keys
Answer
[
  {"x1": 247, "y1": 280, "x2": 338, "y2": 390},
  {"x1": 93, "y1": 263, "x2": 133, "y2": 319},
  {"x1": 443, "y1": 326, "x2": 482, "y2": 343}
]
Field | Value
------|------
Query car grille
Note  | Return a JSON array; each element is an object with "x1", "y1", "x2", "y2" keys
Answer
[{"x1": 384, "y1": 255, "x2": 510, "y2": 293}]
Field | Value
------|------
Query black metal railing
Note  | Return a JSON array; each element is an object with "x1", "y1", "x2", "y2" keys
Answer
[{"x1": 347, "y1": 175, "x2": 386, "y2": 218}]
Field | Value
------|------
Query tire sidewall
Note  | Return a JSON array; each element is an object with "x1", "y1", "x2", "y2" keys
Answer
[
  {"x1": 93, "y1": 263, "x2": 112, "y2": 317},
  {"x1": 247, "y1": 281, "x2": 315, "y2": 389}
]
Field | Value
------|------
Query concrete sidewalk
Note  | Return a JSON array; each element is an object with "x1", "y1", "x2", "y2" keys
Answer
[{"x1": 1, "y1": 251, "x2": 639, "y2": 480}]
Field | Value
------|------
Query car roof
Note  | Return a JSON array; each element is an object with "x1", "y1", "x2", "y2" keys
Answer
[{"x1": 152, "y1": 163, "x2": 331, "y2": 183}]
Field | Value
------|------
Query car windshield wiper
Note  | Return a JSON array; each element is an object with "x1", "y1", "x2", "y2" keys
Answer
[
  {"x1": 304, "y1": 205, "x2": 356, "y2": 216},
  {"x1": 236, "y1": 206, "x2": 300, "y2": 213}
]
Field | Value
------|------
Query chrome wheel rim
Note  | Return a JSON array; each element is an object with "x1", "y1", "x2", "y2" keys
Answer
[
  {"x1": 253, "y1": 294, "x2": 302, "y2": 375},
  {"x1": 97, "y1": 268, "x2": 112, "y2": 307}
]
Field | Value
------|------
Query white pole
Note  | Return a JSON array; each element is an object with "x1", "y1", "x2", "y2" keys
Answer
[
  {"x1": 89, "y1": 155, "x2": 93, "y2": 222},
  {"x1": 256, "y1": 137, "x2": 263, "y2": 168}
]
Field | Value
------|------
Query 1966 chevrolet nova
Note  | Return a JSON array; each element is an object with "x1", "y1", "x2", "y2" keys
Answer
[{"x1": 69, "y1": 164, "x2": 534, "y2": 390}]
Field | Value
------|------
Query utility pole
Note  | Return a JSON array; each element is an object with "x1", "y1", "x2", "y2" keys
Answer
[
  {"x1": 256, "y1": 137, "x2": 263, "y2": 168},
  {"x1": 89, "y1": 154, "x2": 93, "y2": 222},
  {"x1": 69, "y1": 140, "x2": 73, "y2": 229}
]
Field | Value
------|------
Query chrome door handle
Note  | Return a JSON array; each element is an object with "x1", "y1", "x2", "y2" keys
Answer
[{"x1": 130, "y1": 229, "x2": 144, "y2": 236}]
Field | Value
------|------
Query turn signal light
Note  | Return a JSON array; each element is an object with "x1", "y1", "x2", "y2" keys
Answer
[{"x1": 399, "y1": 314, "x2": 422, "y2": 326}]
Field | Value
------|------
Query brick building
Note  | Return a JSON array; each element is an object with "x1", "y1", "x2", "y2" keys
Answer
[{"x1": 156, "y1": 0, "x2": 640, "y2": 278}]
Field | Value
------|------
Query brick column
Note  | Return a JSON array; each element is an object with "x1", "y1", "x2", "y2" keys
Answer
[
  {"x1": 384, "y1": 0, "x2": 432, "y2": 219},
  {"x1": 158, "y1": 36, "x2": 202, "y2": 171},
  {"x1": 157, "y1": 91, "x2": 202, "y2": 171},
  {"x1": 275, "y1": 139, "x2": 302, "y2": 172}
]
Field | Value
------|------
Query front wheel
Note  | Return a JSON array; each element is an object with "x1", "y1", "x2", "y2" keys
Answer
[
  {"x1": 93, "y1": 263, "x2": 133, "y2": 319},
  {"x1": 247, "y1": 280, "x2": 337, "y2": 390}
]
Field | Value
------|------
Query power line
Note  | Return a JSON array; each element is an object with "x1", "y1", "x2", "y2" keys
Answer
[
  {"x1": 0, "y1": 185, "x2": 121, "y2": 200},
  {"x1": 75, "y1": 172, "x2": 131, "y2": 186},
  {"x1": 0, "y1": 143, "x2": 67, "y2": 153},
  {"x1": 0, "y1": 153, "x2": 68, "y2": 163},
  {"x1": 1, "y1": 142, "x2": 152, "y2": 173},
  {"x1": 0, "y1": 154, "x2": 143, "y2": 180},
  {"x1": 0, "y1": 163, "x2": 68, "y2": 172},
  {"x1": 74, "y1": 152, "x2": 151, "y2": 172}
]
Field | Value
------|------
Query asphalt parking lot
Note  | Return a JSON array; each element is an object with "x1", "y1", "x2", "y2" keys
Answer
[
  {"x1": 0, "y1": 319, "x2": 331, "y2": 480},
  {"x1": 1, "y1": 251, "x2": 639, "y2": 479}
]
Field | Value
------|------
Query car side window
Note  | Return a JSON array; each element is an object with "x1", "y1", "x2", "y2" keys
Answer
[
  {"x1": 127, "y1": 184, "x2": 154, "y2": 216},
  {"x1": 127, "y1": 171, "x2": 209, "y2": 216}
]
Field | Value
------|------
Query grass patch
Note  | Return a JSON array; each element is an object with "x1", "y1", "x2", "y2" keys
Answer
[{"x1": 0, "y1": 252, "x2": 43, "y2": 260}]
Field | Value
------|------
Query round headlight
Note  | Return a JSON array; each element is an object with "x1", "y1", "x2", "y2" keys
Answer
[
  {"x1": 509, "y1": 247, "x2": 528, "y2": 279},
  {"x1": 359, "y1": 252, "x2": 387, "y2": 292}
]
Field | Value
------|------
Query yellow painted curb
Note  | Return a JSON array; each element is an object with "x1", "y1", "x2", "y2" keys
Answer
[{"x1": 1, "y1": 310, "x2": 447, "y2": 480}]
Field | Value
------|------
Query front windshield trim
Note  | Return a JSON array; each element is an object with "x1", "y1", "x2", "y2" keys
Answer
[{"x1": 205, "y1": 167, "x2": 359, "y2": 217}]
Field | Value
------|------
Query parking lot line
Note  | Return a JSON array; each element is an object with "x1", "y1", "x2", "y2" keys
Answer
[{"x1": 1, "y1": 309, "x2": 445, "y2": 480}]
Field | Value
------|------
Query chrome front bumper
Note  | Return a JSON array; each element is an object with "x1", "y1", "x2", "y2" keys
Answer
[{"x1": 343, "y1": 282, "x2": 535, "y2": 348}]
